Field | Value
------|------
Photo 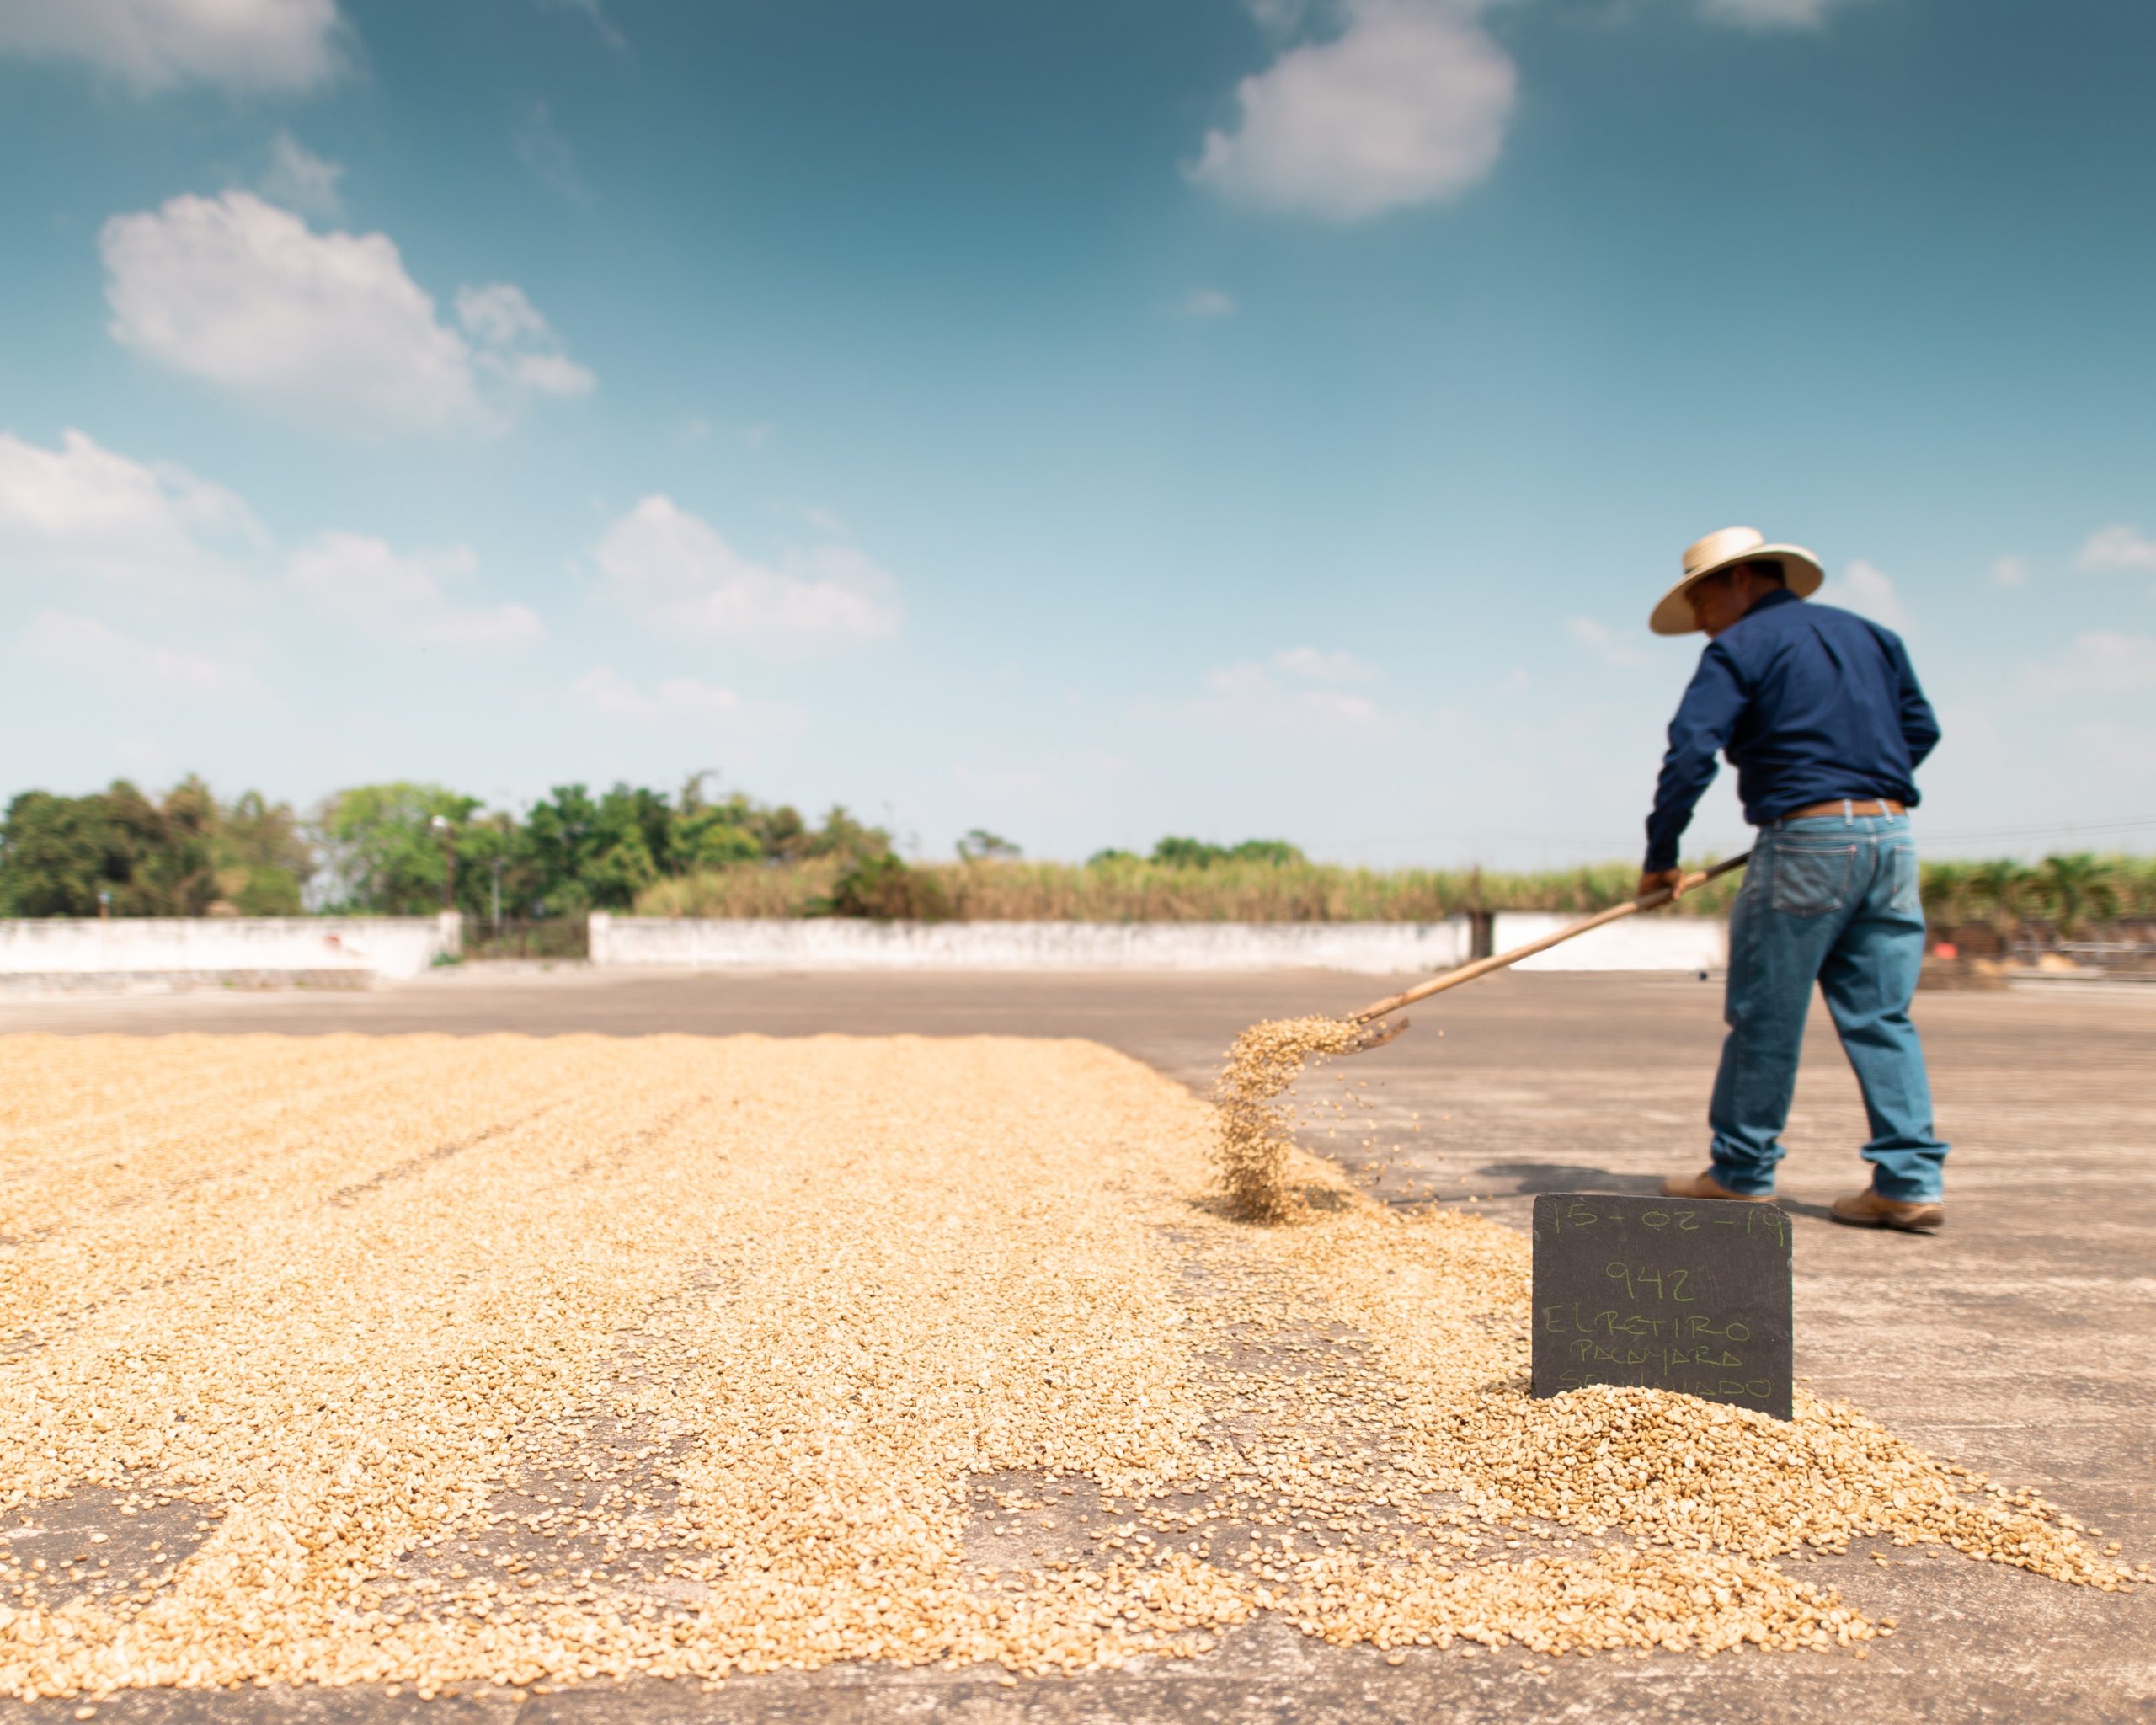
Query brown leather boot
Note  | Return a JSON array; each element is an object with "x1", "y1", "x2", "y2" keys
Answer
[
  {"x1": 1829, "y1": 1188, "x2": 1944, "y2": 1234},
  {"x1": 1660, "y1": 1170, "x2": 1773, "y2": 1202}
]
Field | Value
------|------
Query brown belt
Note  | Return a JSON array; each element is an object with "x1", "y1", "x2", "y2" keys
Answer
[{"x1": 1779, "y1": 798, "x2": 1905, "y2": 822}]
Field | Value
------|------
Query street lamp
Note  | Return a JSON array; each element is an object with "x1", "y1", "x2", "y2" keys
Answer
[{"x1": 430, "y1": 814, "x2": 456, "y2": 911}]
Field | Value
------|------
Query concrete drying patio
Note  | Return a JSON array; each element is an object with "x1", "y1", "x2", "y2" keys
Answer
[{"x1": 3, "y1": 969, "x2": 2150, "y2": 1723}]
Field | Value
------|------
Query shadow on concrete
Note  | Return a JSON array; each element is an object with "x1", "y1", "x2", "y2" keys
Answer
[
  {"x1": 1472, "y1": 1162, "x2": 1846, "y2": 1226},
  {"x1": 1470, "y1": 1162, "x2": 1662, "y2": 1196}
]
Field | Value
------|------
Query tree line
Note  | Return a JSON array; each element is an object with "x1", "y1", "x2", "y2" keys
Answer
[
  {"x1": 3, "y1": 775, "x2": 2148, "y2": 930},
  {"x1": 0, "y1": 776, "x2": 893, "y2": 920}
]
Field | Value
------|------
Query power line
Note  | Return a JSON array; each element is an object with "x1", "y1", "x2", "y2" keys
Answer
[
  {"x1": 1917, "y1": 815, "x2": 2156, "y2": 844},
  {"x1": 1333, "y1": 814, "x2": 2156, "y2": 859}
]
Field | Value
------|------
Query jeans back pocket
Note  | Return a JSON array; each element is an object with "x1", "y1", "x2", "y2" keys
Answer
[
  {"x1": 1887, "y1": 841, "x2": 1922, "y2": 917},
  {"x1": 1769, "y1": 841, "x2": 1856, "y2": 916}
]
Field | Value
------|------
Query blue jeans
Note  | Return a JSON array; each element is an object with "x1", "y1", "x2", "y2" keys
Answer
[{"x1": 1709, "y1": 812, "x2": 1948, "y2": 1202}]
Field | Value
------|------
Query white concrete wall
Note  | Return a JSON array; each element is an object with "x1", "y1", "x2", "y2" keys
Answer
[
  {"x1": 0, "y1": 913, "x2": 461, "y2": 983},
  {"x1": 590, "y1": 915, "x2": 1475, "y2": 975},
  {"x1": 1494, "y1": 911, "x2": 1727, "y2": 972}
]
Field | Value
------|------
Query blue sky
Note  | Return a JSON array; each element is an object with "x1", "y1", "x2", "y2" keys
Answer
[{"x1": 2, "y1": 0, "x2": 2152, "y2": 867}]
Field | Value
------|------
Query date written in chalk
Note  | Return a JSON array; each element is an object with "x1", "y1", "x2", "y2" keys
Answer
[
  {"x1": 1530, "y1": 1193, "x2": 1794, "y2": 1421},
  {"x1": 1540, "y1": 1197, "x2": 1789, "y2": 1249}
]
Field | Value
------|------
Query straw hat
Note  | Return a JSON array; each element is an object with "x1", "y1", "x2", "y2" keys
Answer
[{"x1": 1650, "y1": 526, "x2": 1825, "y2": 636}]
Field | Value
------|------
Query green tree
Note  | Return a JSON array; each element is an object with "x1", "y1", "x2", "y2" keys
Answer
[
  {"x1": 675, "y1": 810, "x2": 763, "y2": 870},
  {"x1": 215, "y1": 790, "x2": 313, "y2": 914},
  {"x1": 142, "y1": 774, "x2": 221, "y2": 916},
  {"x1": 1919, "y1": 859, "x2": 1974, "y2": 927},
  {"x1": 0, "y1": 779, "x2": 238, "y2": 916},
  {"x1": 670, "y1": 772, "x2": 761, "y2": 870},
  {"x1": 520, "y1": 784, "x2": 659, "y2": 912},
  {"x1": 1149, "y1": 836, "x2": 1305, "y2": 869},
  {"x1": 451, "y1": 811, "x2": 531, "y2": 925},
  {"x1": 315, "y1": 782, "x2": 478, "y2": 914},
  {"x1": 958, "y1": 828, "x2": 1022, "y2": 861},
  {"x1": 801, "y1": 804, "x2": 891, "y2": 862},
  {"x1": 812, "y1": 852, "x2": 950, "y2": 921},
  {"x1": 1964, "y1": 858, "x2": 2029, "y2": 932},
  {"x1": 2034, "y1": 852, "x2": 2118, "y2": 937},
  {"x1": 0, "y1": 789, "x2": 125, "y2": 915},
  {"x1": 1150, "y1": 836, "x2": 1222, "y2": 869},
  {"x1": 587, "y1": 785, "x2": 663, "y2": 908}
]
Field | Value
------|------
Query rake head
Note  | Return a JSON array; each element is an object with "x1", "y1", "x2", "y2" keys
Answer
[{"x1": 1341, "y1": 1015, "x2": 1409, "y2": 1055}]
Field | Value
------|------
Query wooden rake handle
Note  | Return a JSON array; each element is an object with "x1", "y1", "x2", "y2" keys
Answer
[{"x1": 1346, "y1": 852, "x2": 1753, "y2": 1028}]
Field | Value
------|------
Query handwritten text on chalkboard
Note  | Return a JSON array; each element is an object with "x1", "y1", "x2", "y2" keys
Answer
[{"x1": 1530, "y1": 1193, "x2": 1793, "y2": 1421}]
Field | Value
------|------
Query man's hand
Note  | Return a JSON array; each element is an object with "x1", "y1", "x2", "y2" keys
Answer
[{"x1": 1637, "y1": 868, "x2": 1685, "y2": 901}]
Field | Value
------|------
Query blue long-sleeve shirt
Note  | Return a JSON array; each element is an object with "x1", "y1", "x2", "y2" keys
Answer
[{"x1": 1644, "y1": 588, "x2": 1941, "y2": 873}]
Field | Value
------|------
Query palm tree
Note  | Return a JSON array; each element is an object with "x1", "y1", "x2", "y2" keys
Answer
[
  {"x1": 2036, "y1": 853, "x2": 2118, "y2": 939},
  {"x1": 1919, "y1": 859, "x2": 1974, "y2": 929},
  {"x1": 1964, "y1": 858, "x2": 2029, "y2": 935}
]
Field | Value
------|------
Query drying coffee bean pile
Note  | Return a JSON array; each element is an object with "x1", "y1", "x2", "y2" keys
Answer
[
  {"x1": 0, "y1": 1033, "x2": 2137, "y2": 1704},
  {"x1": 1210, "y1": 1015, "x2": 1369, "y2": 1222}
]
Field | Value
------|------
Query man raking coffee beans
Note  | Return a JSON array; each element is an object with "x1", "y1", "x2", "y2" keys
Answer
[{"x1": 1643, "y1": 527, "x2": 1948, "y2": 1234}]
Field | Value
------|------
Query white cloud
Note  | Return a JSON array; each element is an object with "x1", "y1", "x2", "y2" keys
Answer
[
  {"x1": 21, "y1": 609, "x2": 270, "y2": 703},
  {"x1": 536, "y1": 0, "x2": 624, "y2": 53},
  {"x1": 1246, "y1": 0, "x2": 1322, "y2": 33},
  {"x1": 514, "y1": 99, "x2": 584, "y2": 200},
  {"x1": 2074, "y1": 524, "x2": 2156, "y2": 574},
  {"x1": 569, "y1": 667, "x2": 798, "y2": 734},
  {"x1": 102, "y1": 192, "x2": 475, "y2": 430},
  {"x1": 592, "y1": 495, "x2": 903, "y2": 655},
  {"x1": 454, "y1": 282, "x2": 551, "y2": 348},
  {"x1": 495, "y1": 350, "x2": 596, "y2": 398},
  {"x1": 99, "y1": 191, "x2": 591, "y2": 432},
  {"x1": 677, "y1": 416, "x2": 774, "y2": 448},
  {"x1": 0, "y1": 427, "x2": 264, "y2": 593},
  {"x1": 1188, "y1": 0, "x2": 1516, "y2": 221},
  {"x1": 259, "y1": 128, "x2": 344, "y2": 219},
  {"x1": 1563, "y1": 615, "x2": 1646, "y2": 669},
  {"x1": 1817, "y1": 558, "x2": 1909, "y2": 630},
  {"x1": 1988, "y1": 553, "x2": 2028, "y2": 589},
  {"x1": 0, "y1": 0, "x2": 344, "y2": 93},
  {"x1": 456, "y1": 283, "x2": 595, "y2": 399},
  {"x1": 1180, "y1": 287, "x2": 1239, "y2": 318},
  {"x1": 1273, "y1": 645, "x2": 1377, "y2": 682},
  {"x1": 1178, "y1": 658, "x2": 1392, "y2": 737},
  {"x1": 286, "y1": 531, "x2": 543, "y2": 652},
  {"x1": 1700, "y1": 0, "x2": 1861, "y2": 27},
  {"x1": 2025, "y1": 631, "x2": 2156, "y2": 699}
]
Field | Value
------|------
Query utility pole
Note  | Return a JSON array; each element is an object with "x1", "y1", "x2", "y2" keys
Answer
[{"x1": 490, "y1": 854, "x2": 504, "y2": 932}]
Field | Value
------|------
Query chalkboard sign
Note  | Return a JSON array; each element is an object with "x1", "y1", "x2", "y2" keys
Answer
[{"x1": 1530, "y1": 1193, "x2": 1793, "y2": 1421}]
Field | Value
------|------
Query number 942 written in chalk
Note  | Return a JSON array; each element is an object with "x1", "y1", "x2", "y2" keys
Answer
[{"x1": 1600, "y1": 1262, "x2": 1702, "y2": 1301}]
